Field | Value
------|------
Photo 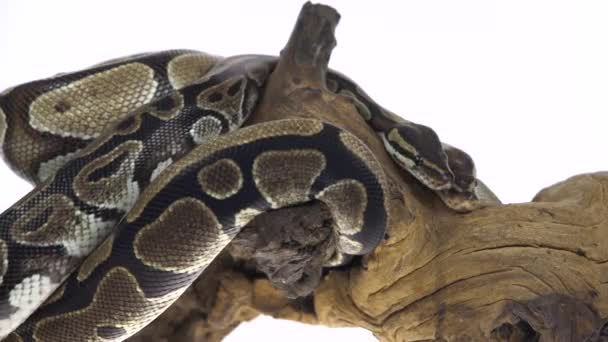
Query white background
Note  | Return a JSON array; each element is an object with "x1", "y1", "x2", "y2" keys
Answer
[{"x1": 0, "y1": 1, "x2": 607, "y2": 341}]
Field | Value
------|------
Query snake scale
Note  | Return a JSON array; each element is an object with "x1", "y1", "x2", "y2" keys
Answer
[{"x1": 0, "y1": 50, "x2": 492, "y2": 341}]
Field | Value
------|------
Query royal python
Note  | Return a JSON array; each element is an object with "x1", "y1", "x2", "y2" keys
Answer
[{"x1": 0, "y1": 50, "x2": 494, "y2": 341}]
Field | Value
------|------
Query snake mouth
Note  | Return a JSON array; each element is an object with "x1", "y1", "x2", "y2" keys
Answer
[
  {"x1": 407, "y1": 167, "x2": 453, "y2": 191},
  {"x1": 438, "y1": 188, "x2": 482, "y2": 212}
]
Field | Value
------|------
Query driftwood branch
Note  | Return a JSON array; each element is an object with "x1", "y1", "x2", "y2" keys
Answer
[{"x1": 128, "y1": 2, "x2": 608, "y2": 341}]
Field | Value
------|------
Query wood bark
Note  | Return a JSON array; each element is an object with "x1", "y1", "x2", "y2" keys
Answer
[{"x1": 128, "y1": 3, "x2": 608, "y2": 341}]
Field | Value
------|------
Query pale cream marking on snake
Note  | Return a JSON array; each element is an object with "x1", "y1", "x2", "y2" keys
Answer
[
  {"x1": 59, "y1": 114, "x2": 144, "y2": 168},
  {"x1": 127, "y1": 119, "x2": 324, "y2": 223},
  {"x1": 146, "y1": 92, "x2": 184, "y2": 121},
  {"x1": 337, "y1": 235, "x2": 365, "y2": 255},
  {"x1": 339, "y1": 131, "x2": 391, "y2": 234},
  {"x1": 149, "y1": 158, "x2": 173, "y2": 182},
  {"x1": 40, "y1": 283, "x2": 66, "y2": 307},
  {"x1": 323, "y1": 249, "x2": 351, "y2": 267},
  {"x1": 339, "y1": 131, "x2": 388, "y2": 196},
  {"x1": 113, "y1": 113, "x2": 144, "y2": 136},
  {"x1": 2, "y1": 123, "x2": 62, "y2": 183},
  {"x1": 189, "y1": 116, "x2": 223, "y2": 145},
  {"x1": 28, "y1": 63, "x2": 158, "y2": 139},
  {"x1": 316, "y1": 179, "x2": 367, "y2": 235},
  {"x1": 386, "y1": 129, "x2": 417, "y2": 157},
  {"x1": 437, "y1": 179, "x2": 502, "y2": 212},
  {"x1": 338, "y1": 89, "x2": 372, "y2": 121},
  {"x1": 253, "y1": 150, "x2": 326, "y2": 209},
  {"x1": 438, "y1": 190, "x2": 479, "y2": 212},
  {"x1": 380, "y1": 107, "x2": 410, "y2": 126},
  {"x1": 383, "y1": 131, "x2": 452, "y2": 187},
  {"x1": 134, "y1": 198, "x2": 232, "y2": 273},
  {"x1": 18, "y1": 255, "x2": 75, "y2": 287},
  {"x1": 33, "y1": 113, "x2": 143, "y2": 184},
  {"x1": 196, "y1": 76, "x2": 247, "y2": 130},
  {"x1": 381, "y1": 133, "x2": 415, "y2": 169},
  {"x1": 36, "y1": 149, "x2": 83, "y2": 183},
  {"x1": 0, "y1": 240, "x2": 7, "y2": 286},
  {"x1": 73, "y1": 140, "x2": 143, "y2": 211},
  {"x1": 10, "y1": 194, "x2": 115, "y2": 256},
  {"x1": 77, "y1": 235, "x2": 115, "y2": 282},
  {"x1": 197, "y1": 159, "x2": 243, "y2": 200},
  {"x1": 0, "y1": 107, "x2": 6, "y2": 148},
  {"x1": 1, "y1": 274, "x2": 55, "y2": 336},
  {"x1": 167, "y1": 52, "x2": 220, "y2": 89},
  {"x1": 32, "y1": 267, "x2": 185, "y2": 342},
  {"x1": 326, "y1": 71, "x2": 376, "y2": 121},
  {"x1": 441, "y1": 142, "x2": 477, "y2": 193},
  {"x1": 436, "y1": 144, "x2": 501, "y2": 211},
  {"x1": 233, "y1": 208, "x2": 262, "y2": 227}
]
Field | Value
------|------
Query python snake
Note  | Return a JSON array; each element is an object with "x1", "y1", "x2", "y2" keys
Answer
[{"x1": 0, "y1": 50, "x2": 490, "y2": 341}]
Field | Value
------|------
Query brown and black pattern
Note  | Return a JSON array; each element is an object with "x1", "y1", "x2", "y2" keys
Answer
[
  {"x1": 0, "y1": 48, "x2": 492, "y2": 341},
  {"x1": 134, "y1": 198, "x2": 230, "y2": 273},
  {"x1": 10, "y1": 194, "x2": 107, "y2": 255},
  {"x1": 0, "y1": 48, "x2": 484, "y2": 209},
  {"x1": 32, "y1": 267, "x2": 184, "y2": 342},
  {"x1": 73, "y1": 140, "x2": 143, "y2": 211},
  {"x1": 125, "y1": 117, "x2": 324, "y2": 223},
  {"x1": 0, "y1": 241, "x2": 7, "y2": 286},
  {"x1": 0, "y1": 107, "x2": 6, "y2": 149},
  {"x1": 189, "y1": 116, "x2": 223, "y2": 145},
  {"x1": 0, "y1": 53, "x2": 272, "y2": 338},
  {"x1": 166, "y1": 52, "x2": 219, "y2": 90},
  {"x1": 0, "y1": 50, "x2": 220, "y2": 184},
  {"x1": 77, "y1": 235, "x2": 115, "y2": 283},
  {"x1": 39, "y1": 283, "x2": 66, "y2": 308},
  {"x1": 253, "y1": 150, "x2": 326, "y2": 208},
  {"x1": 12, "y1": 119, "x2": 389, "y2": 341},
  {"x1": 28, "y1": 63, "x2": 159, "y2": 140},
  {"x1": 197, "y1": 159, "x2": 243, "y2": 200},
  {"x1": 326, "y1": 70, "x2": 492, "y2": 211},
  {"x1": 196, "y1": 76, "x2": 249, "y2": 130},
  {"x1": 316, "y1": 179, "x2": 367, "y2": 235},
  {"x1": 145, "y1": 92, "x2": 185, "y2": 121}
]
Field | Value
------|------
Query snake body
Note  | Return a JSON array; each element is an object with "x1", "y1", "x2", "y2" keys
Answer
[
  {"x1": 0, "y1": 50, "x2": 222, "y2": 184},
  {"x1": 325, "y1": 72, "x2": 495, "y2": 211},
  {"x1": 0, "y1": 50, "x2": 489, "y2": 341}
]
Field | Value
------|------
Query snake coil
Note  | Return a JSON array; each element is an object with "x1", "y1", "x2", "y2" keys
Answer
[{"x1": 0, "y1": 50, "x2": 489, "y2": 341}]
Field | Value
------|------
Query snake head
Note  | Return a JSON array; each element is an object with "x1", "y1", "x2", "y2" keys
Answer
[
  {"x1": 442, "y1": 143, "x2": 478, "y2": 193},
  {"x1": 382, "y1": 123, "x2": 454, "y2": 190}
]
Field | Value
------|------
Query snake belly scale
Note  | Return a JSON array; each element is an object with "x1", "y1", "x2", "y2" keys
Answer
[{"x1": 0, "y1": 50, "x2": 486, "y2": 341}]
